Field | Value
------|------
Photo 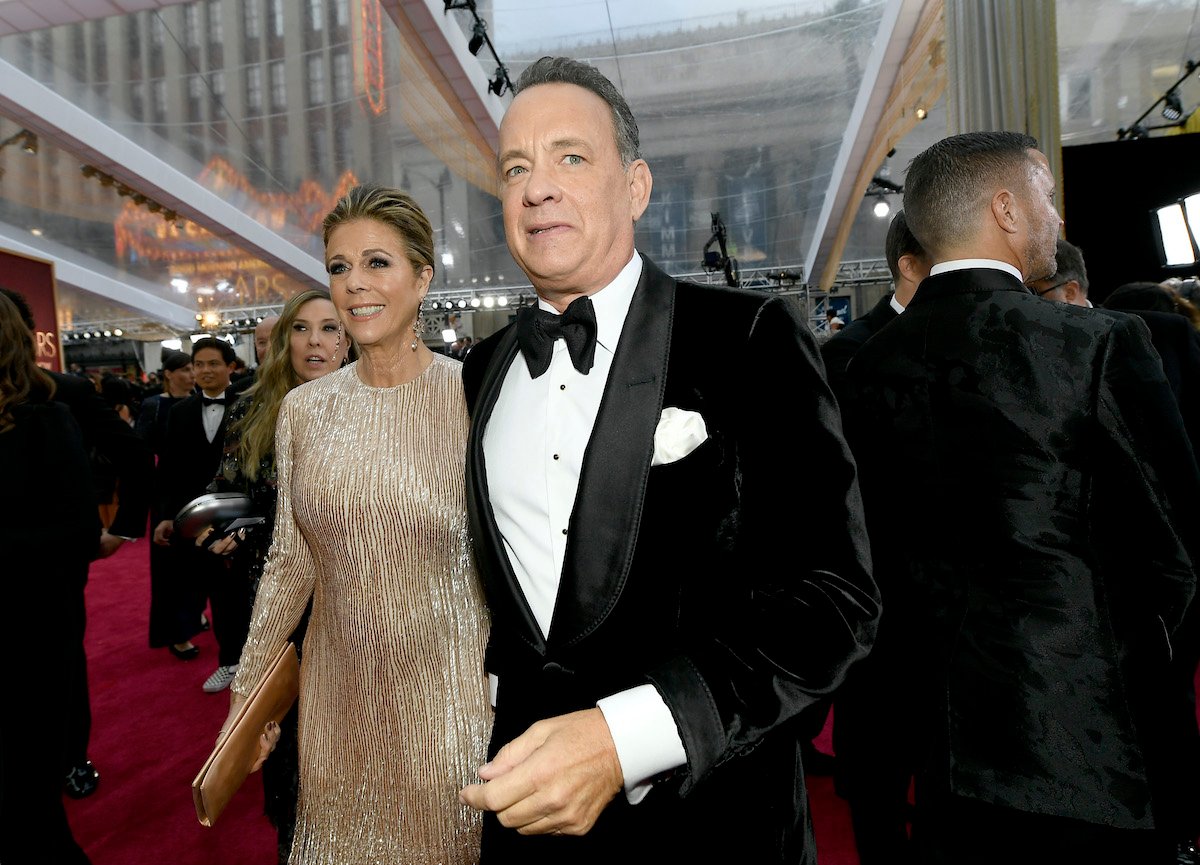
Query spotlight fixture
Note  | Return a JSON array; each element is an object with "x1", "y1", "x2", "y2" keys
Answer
[
  {"x1": 915, "y1": 107, "x2": 927, "y2": 121},
  {"x1": 483, "y1": 296, "x2": 495, "y2": 308},
  {"x1": 470, "y1": 297, "x2": 481, "y2": 308},
  {"x1": 1163, "y1": 90, "x2": 1185, "y2": 122},
  {"x1": 497, "y1": 296, "x2": 508, "y2": 307},
  {"x1": 468, "y1": 20, "x2": 486, "y2": 56},
  {"x1": 113, "y1": 328, "x2": 123, "y2": 337},
  {"x1": 171, "y1": 277, "x2": 189, "y2": 292},
  {"x1": 1119, "y1": 58, "x2": 1197, "y2": 140},
  {"x1": 873, "y1": 197, "x2": 891, "y2": 219},
  {"x1": 458, "y1": 300, "x2": 467, "y2": 309},
  {"x1": 487, "y1": 66, "x2": 510, "y2": 97},
  {"x1": 30, "y1": 228, "x2": 43, "y2": 236}
]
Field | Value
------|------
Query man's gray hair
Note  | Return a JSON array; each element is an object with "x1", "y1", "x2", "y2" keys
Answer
[
  {"x1": 903, "y1": 131, "x2": 1039, "y2": 257},
  {"x1": 514, "y1": 56, "x2": 641, "y2": 166},
  {"x1": 1053, "y1": 238, "x2": 1089, "y2": 295}
]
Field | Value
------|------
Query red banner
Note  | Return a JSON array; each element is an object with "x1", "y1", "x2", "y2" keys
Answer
[{"x1": 0, "y1": 248, "x2": 60, "y2": 372}]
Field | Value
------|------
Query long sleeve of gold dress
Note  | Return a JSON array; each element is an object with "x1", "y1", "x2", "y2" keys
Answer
[{"x1": 231, "y1": 355, "x2": 491, "y2": 865}]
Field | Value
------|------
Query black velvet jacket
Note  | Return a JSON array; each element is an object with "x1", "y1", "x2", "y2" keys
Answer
[
  {"x1": 843, "y1": 267, "x2": 1200, "y2": 831},
  {"x1": 463, "y1": 255, "x2": 879, "y2": 863}
]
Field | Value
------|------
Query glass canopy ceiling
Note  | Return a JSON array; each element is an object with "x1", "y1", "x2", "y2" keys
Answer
[{"x1": 0, "y1": 0, "x2": 1195, "y2": 338}]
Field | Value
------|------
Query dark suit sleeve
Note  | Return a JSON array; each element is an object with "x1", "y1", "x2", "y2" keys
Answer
[
  {"x1": 55, "y1": 375, "x2": 153, "y2": 539},
  {"x1": 820, "y1": 332, "x2": 856, "y2": 404},
  {"x1": 646, "y1": 296, "x2": 880, "y2": 792},
  {"x1": 159, "y1": 399, "x2": 190, "y2": 519},
  {"x1": 1094, "y1": 313, "x2": 1199, "y2": 634}
]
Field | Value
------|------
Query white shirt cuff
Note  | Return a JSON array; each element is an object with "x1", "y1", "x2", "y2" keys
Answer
[{"x1": 596, "y1": 684, "x2": 687, "y2": 805}]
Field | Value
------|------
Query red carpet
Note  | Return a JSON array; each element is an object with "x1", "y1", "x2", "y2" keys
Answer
[{"x1": 66, "y1": 541, "x2": 275, "y2": 864}]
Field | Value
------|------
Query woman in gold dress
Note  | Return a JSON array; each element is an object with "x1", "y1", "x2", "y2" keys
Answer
[{"x1": 224, "y1": 185, "x2": 491, "y2": 864}]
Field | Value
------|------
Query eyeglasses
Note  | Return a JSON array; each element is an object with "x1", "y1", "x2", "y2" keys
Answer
[{"x1": 1034, "y1": 280, "x2": 1070, "y2": 297}]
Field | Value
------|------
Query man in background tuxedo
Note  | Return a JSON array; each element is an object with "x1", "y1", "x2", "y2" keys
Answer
[
  {"x1": 843, "y1": 131, "x2": 1200, "y2": 862},
  {"x1": 1028, "y1": 237, "x2": 1090, "y2": 306},
  {"x1": 153, "y1": 337, "x2": 249, "y2": 694},
  {"x1": 822, "y1": 209, "x2": 929, "y2": 402},
  {"x1": 459, "y1": 56, "x2": 879, "y2": 864}
]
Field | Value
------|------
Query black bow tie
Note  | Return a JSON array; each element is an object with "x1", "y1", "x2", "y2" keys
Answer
[
  {"x1": 515, "y1": 296, "x2": 598, "y2": 379},
  {"x1": 201, "y1": 396, "x2": 226, "y2": 407}
]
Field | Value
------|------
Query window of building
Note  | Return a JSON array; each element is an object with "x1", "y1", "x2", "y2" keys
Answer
[
  {"x1": 210, "y1": 69, "x2": 226, "y2": 99},
  {"x1": 308, "y1": 122, "x2": 329, "y2": 172},
  {"x1": 184, "y1": 5, "x2": 200, "y2": 48},
  {"x1": 309, "y1": 0, "x2": 324, "y2": 32},
  {"x1": 208, "y1": 0, "x2": 224, "y2": 44},
  {"x1": 91, "y1": 22, "x2": 108, "y2": 81},
  {"x1": 270, "y1": 0, "x2": 285, "y2": 39},
  {"x1": 307, "y1": 54, "x2": 325, "y2": 106},
  {"x1": 270, "y1": 60, "x2": 286, "y2": 109},
  {"x1": 246, "y1": 65, "x2": 263, "y2": 113},
  {"x1": 331, "y1": 51, "x2": 351, "y2": 102},
  {"x1": 272, "y1": 127, "x2": 289, "y2": 169},
  {"x1": 245, "y1": 1, "x2": 261, "y2": 39},
  {"x1": 150, "y1": 14, "x2": 166, "y2": 49},
  {"x1": 130, "y1": 80, "x2": 145, "y2": 119},
  {"x1": 152, "y1": 78, "x2": 168, "y2": 119},
  {"x1": 126, "y1": 17, "x2": 141, "y2": 61},
  {"x1": 187, "y1": 74, "x2": 204, "y2": 116},
  {"x1": 332, "y1": 0, "x2": 349, "y2": 29}
]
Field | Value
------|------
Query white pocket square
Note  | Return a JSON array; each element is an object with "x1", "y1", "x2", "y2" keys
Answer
[{"x1": 651, "y1": 407, "x2": 709, "y2": 467}]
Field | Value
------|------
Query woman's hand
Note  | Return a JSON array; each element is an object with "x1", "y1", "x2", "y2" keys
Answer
[
  {"x1": 218, "y1": 694, "x2": 281, "y2": 772},
  {"x1": 198, "y1": 527, "x2": 243, "y2": 556}
]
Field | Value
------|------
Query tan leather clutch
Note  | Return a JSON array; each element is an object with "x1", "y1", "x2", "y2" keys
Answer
[{"x1": 192, "y1": 642, "x2": 299, "y2": 827}]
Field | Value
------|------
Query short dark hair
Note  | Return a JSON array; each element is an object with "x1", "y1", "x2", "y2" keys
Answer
[
  {"x1": 884, "y1": 210, "x2": 926, "y2": 282},
  {"x1": 514, "y1": 56, "x2": 641, "y2": 166},
  {"x1": 1053, "y1": 239, "x2": 1089, "y2": 295},
  {"x1": 191, "y1": 336, "x2": 236, "y2": 364},
  {"x1": 903, "y1": 131, "x2": 1039, "y2": 256},
  {"x1": 0, "y1": 287, "x2": 35, "y2": 331}
]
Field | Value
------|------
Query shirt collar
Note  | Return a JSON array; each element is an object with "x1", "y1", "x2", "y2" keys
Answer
[
  {"x1": 889, "y1": 293, "x2": 906, "y2": 315},
  {"x1": 536, "y1": 251, "x2": 642, "y2": 354},
  {"x1": 929, "y1": 258, "x2": 1023, "y2": 282}
]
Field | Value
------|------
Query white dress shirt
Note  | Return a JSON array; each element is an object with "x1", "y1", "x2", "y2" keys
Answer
[
  {"x1": 483, "y1": 251, "x2": 687, "y2": 803},
  {"x1": 200, "y1": 390, "x2": 228, "y2": 443},
  {"x1": 929, "y1": 258, "x2": 1023, "y2": 281}
]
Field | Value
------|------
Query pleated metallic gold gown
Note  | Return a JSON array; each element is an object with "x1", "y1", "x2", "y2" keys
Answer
[{"x1": 232, "y1": 356, "x2": 491, "y2": 865}]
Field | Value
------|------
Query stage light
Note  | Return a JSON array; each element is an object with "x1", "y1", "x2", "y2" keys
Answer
[
  {"x1": 201, "y1": 311, "x2": 222, "y2": 330},
  {"x1": 497, "y1": 296, "x2": 508, "y2": 307},
  {"x1": 103, "y1": 330, "x2": 112, "y2": 337},
  {"x1": 873, "y1": 197, "x2": 890, "y2": 219},
  {"x1": 468, "y1": 21, "x2": 486, "y2": 56},
  {"x1": 171, "y1": 278, "x2": 189, "y2": 292},
  {"x1": 30, "y1": 228, "x2": 42, "y2": 236},
  {"x1": 216, "y1": 280, "x2": 231, "y2": 292},
  {"x1": 441, "y1": 252, "x2": 454, "y2": 268},
  {"x1": 458, "y1": 300, "x2": 467, "y2": 309},
  {"x1": 488, "y1": 67, "x2": 509, "y2": 97},
  {"x1": 1163, "y1": 90, "x2": 1185, "y2": 122},
  {"x1": 483, "y1": 296, "x2": 495, "y2": 308},
  {"x1": 114, "y1": 329, "x2": 123, "y2": 337},
  {"x1": 21, "y1": 132, "x2": 36, "y2": 155},
  {"x1": 1156, "y1": 203, "x2": 1195, "y2": 265},
  {"x1": 470, "y1": 297, "x2": 481, "y2": 308},
  {"x1": 915, "y1": 106, "x2": 927, "y2": 120},
  {"x1": 83, "y1": 332, "x2": 91, "y2": 339},
  {"x1": 441, "y1": 328, "x2": 457, "y2": 343}
]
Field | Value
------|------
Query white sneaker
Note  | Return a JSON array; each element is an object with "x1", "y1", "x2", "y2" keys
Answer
[{"x1": 202, "y1": 664, "x2": 239, "y2": 693}]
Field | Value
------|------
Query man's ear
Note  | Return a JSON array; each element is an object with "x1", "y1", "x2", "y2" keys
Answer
[
  {"x1": 897, "y1": 254, "x2": 924, "y2": 285},
  {"x1": 990, "y1": 189, "x2": 1020, "y2": 235},
  {"x1": 627, "y1": 159, "x2": 653, "y2": 223},
  {"x1": 1061, "y1": 280, "x2": 1082, "y2": 303}
]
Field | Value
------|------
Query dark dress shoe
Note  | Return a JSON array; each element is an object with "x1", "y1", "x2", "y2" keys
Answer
[
  {"x1": 169, "y1": 643, "x2": 200, "y2": 660},
  {"x1": 64, "y1": 760, "x2": 100, "y2": 799}
]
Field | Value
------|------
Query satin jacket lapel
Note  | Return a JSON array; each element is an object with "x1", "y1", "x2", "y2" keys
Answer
[
  {"x1": 549, "y1": 256, "x2": 674, "y2": 646},
  {"x1": 465, "y1": 326, "x2": 547, "y2": 653}
]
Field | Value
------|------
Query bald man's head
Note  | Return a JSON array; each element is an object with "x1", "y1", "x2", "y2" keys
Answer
[{"x1": 254, "y1": 316, "x2": 280, "y2": 364}]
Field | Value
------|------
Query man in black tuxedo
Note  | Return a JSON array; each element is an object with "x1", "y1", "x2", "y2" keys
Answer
[
  {"x1": 1029, "y1": 237, "x2": 1092, "y2": 307},
  {"x1": 822, "y1": 209, "x2": 929, "y2": 402},
  {"x1": 458, "y1": 57, "x2": 879, "y2": 863},
  {"x1": 843, "y1": 131, "x2": 1200, "y2": 862},
  {"x1": 153, "y1": 337, "x2": 249, "y2": 693}
]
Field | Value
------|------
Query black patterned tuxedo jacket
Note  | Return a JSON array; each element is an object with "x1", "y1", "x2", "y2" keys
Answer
[
  {"x1": 843, "y1": 266, "x2": 1200, "y2": 831},
  {"x1": 462, "y1": 254, "x2": 880, "y2": 863}
]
